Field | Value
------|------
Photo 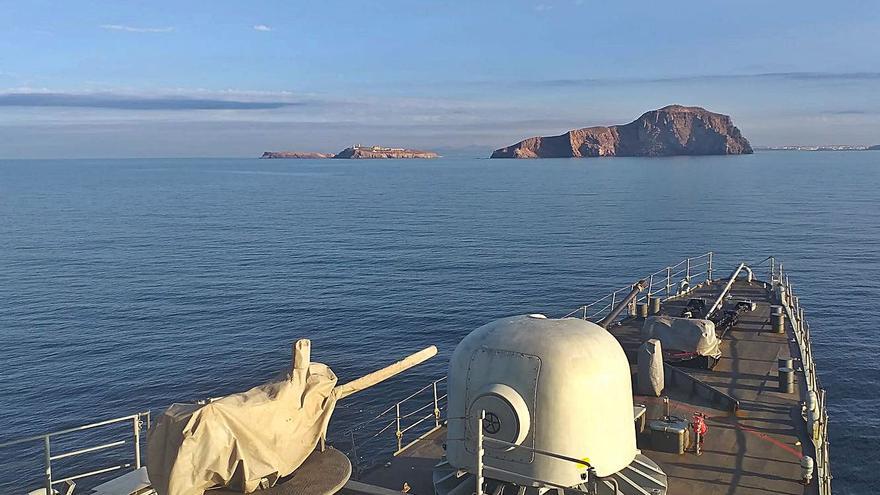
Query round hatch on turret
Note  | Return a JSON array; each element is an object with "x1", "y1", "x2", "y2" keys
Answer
[{"x1": 471, "y1": 383, "x2": 531, "y2": 450}]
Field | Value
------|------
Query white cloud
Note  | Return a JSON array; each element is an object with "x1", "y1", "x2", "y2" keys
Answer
[
  {"x1": 253, "y1": 24, "x2": 272, "y2": 32},
  {"x1": 534, "y1": 4, "x2": 552, "y2": 11},
  {"x1": 100, "y1": 24, "x2": 174, "y2": 33}
]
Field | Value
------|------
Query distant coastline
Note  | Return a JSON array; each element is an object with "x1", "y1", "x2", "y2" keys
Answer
[
  {"x1": 757, "y1": 145, "x2": 880, "y2": 152},
  {"x1": 261, "y1": 145, "x2": 439, "y2": 159}
]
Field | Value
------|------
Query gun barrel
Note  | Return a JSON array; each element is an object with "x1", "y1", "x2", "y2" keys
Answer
[
  {"x1": 334, "y1": 345, "x2": 438, "y2": 400},
  {"x1": 598, "y1": 280, "x2": 647, "y2": 328}
]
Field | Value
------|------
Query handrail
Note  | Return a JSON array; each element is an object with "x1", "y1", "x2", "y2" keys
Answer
[
  {"x1": 771, "y1": 258, "x2": 832, "y2": 494},
  {"x1": 341, "y1": 377, "x2": 447, "y2": 475},
  {"x1": 0, "y1": 411, "x2": 151, "y2": 493},
  {"x1": 0, "y1": 413, "x2": 147, "y2": 448},
  {"x1": 564, "y1": 252, "x2": 713, "y2": 324}
]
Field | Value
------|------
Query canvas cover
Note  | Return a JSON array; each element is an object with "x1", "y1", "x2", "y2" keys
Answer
[
  {"x1": 147, "y1": 356, "x2": 338, "y2": 495},
  {"x1": 641, "y1": 316, "x2": 721, "y2": 358},
  {"x1": 637, "y1": 339, "x2": 664, "y2": 396}
]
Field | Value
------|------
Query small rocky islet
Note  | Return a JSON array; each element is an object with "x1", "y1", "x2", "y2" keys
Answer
[{"x1": 261, "y1": 145, "x2": 439, "y2": 159}]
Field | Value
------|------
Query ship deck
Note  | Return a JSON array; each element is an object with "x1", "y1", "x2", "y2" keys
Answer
[{"x1": 348, "y1": 279, "x2": 817, "y2": 495}]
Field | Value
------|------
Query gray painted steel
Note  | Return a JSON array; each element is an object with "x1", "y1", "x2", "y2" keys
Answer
[{"x1": 356, "y1": 279, "x2": 823, "y2": 495}]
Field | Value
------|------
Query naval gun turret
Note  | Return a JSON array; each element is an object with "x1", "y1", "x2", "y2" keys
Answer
[
  {"x1": 435, "y1": 313, "x2": 668, "y2": 495},
  {"x1": 147, "y1": 340, "x2": 437, "y2": 495}
]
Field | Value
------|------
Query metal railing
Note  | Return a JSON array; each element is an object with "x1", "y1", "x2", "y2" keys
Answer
[
  {"x1": 0, "y1": 411, "x2": 151, "y2": 494},
  {"x1": 563, "y1": 252, "x2": 714, "y2": 323},
  {"x1": 772, "y1": 259, "x2": 832, "y2": 494},
  {"x1": 341, "y1": 377, "x2": 447, "y2": 475}
]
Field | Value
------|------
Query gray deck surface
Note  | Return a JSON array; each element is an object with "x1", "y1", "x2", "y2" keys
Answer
[{"x1": 351, "y1": 280, "x2": 814, "y2": 495}]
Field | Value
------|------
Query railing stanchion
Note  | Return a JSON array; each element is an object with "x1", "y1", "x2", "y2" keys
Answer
[
  {"x1": 476, "y1": 410, "x2": 485, "y2": 495},
  {"x1": 686, "y1": 257, "x2": 691, "y2": 286},
  {"x1": 433, "y1": 381, "x2": 441, "y2": 428},
  {"x1": 133, "y1": 416, "x2": 141, "y2": 469},
  {"x1": 43, "y1": 436, "x2": 52, "y2": 494},
  {"x1": 707, "y1": 252, "x2": 713, "y2": 282},
  {"x1": 610, "y1": 292, "x2": 616, "y2": 321},
  {"x1": 666, "y1": 267, "x2": 672, "y2": 297},
  {"x1": 395, "y1": 403, "x2": 402, "y2": 452}
]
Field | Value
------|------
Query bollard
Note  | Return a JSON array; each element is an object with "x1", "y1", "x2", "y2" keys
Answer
[
  {"x1": 637, "y1": 302, "x2": 649, "y2": 318},
  {"x1": 807, "y1": 392, "x2": 820, "y2": 440},
  {"x1": 771, "y1": 306, "x2": 785, "y2": 333},
  {"x1": 648, "y1": 296, "x2": 661, "y2": 315},
  {"x1": 800, "y1": 456, "x2": 814, "y2": 485},
  {"x1": 778, "y1": 367, "x2": 795, "y2": 393}
]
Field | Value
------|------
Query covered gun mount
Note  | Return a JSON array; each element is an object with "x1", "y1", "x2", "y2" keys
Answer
[{"x1": 147, "y1": 340, "x2": 436, "y2": 495}]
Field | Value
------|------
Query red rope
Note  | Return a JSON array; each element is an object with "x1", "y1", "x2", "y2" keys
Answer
[{"x1": 638, "y1": 396, "x2": 803, "y2": 459}]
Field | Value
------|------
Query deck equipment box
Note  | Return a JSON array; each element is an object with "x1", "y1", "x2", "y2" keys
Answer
[{"x1": 648, "y1": 417, "x2": 690, "y2": 454}]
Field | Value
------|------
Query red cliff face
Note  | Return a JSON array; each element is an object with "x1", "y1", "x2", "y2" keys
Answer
[{"x1": 491, "y1": 105, "x2": 753, "y2": 158}]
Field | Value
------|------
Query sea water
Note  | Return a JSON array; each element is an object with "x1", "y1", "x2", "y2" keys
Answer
[{"x1": 1, "y1": 152, "x2": 877, "y2": 492}]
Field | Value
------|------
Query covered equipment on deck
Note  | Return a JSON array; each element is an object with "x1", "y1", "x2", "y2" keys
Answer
[
  {"x1": 641, "y1": 316, "x2": 721, "y2": 368},
  {"x1": 147, "y1": 340, "x2": 437, "y2": 495},
  {"x1": 147, "y1": 340, "x2": 339, "y2": 495},
  {"x1": 637, "y1": 339, "x2": 665, "y2": 396}
]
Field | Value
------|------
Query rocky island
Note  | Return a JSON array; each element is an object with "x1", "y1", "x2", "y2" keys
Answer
[
  {"x1": 491, "y1": 105, "x2": 752, "y2": 158},
  {"x1": 260, "y1": 151, "x2": 335, "y2": 159},
  {"x1": 261, "y1": 145, "x2": 438, "y2": 159},
  {"x1": 869, "y1": 145, "x2": 880, "y2": 151}
]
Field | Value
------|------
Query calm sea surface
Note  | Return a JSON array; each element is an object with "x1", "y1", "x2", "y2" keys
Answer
[{"x1": 1, "y1": 153, "x2": 877, "y2": 493}]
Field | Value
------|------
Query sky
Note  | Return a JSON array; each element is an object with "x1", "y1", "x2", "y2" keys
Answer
[{"x1": 1, "y1": 0, "x2": 879, "y2": 158}]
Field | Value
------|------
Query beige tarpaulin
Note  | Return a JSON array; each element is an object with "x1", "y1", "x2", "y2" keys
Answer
[
  {"x1": 637, "y1": 338, "x2": 664, "y2": 396},
  {"x1": 147, "y1": 340, "x2": 338, "y2": 495},
  {"x1": 641, "y1": 316, "x2": 721, "y2": 358}
]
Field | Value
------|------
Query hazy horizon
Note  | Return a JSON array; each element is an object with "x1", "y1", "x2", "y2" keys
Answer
[{"x1": 2, "y1": 1, "x2": 879, "y2": 158}]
